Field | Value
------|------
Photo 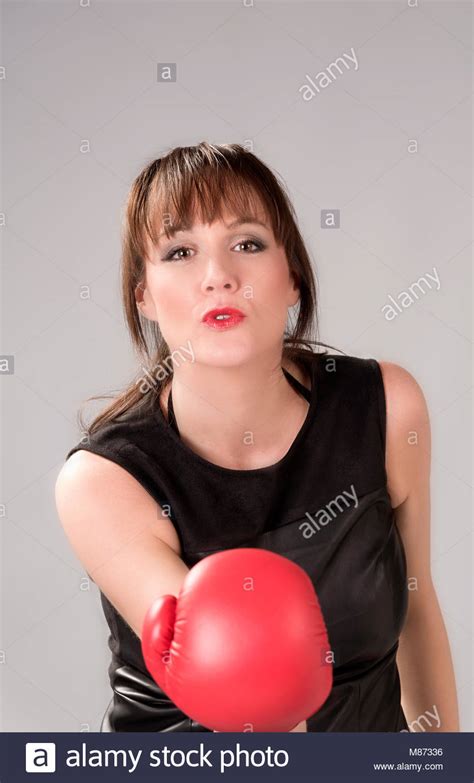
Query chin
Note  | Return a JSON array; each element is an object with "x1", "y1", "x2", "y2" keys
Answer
[{"x1": 196, "y1": 341, "x2": 259, "y2": 368}]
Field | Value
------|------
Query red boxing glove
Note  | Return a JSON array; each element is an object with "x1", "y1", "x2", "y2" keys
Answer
[{"x1": 141, "y1": 548, "x2": 332, "y2": 732}]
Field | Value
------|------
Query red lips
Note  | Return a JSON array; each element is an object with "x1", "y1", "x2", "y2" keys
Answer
[
  {"x1": 202, "y1": 307, "x2": 246, "y2": 329},
  {"x1": 203, "y1": 307, "x2": 245, "y2": 322}
]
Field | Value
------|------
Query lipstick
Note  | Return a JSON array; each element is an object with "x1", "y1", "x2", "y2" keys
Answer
[{"x1": 202, "y1": 307, "x2": 245, "y2": 330}]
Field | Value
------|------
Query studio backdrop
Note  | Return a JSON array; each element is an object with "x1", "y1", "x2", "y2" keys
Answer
[{"x1": 2, "y1": 0, "x2": 472, "y2": 733}]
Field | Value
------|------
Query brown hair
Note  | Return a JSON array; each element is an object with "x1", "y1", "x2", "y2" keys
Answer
[{"x1": 77, "y1": 142, "x2": 338, "y2": 438}]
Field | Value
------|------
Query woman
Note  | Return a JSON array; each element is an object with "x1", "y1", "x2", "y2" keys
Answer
[{"x1": 55, "y1": 142, "x2": 459, "y2": 733}]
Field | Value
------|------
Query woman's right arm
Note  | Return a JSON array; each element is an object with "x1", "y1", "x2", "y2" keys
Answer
[{"x1": 55, "y1": 450, "x2": 190, "y2": 639}]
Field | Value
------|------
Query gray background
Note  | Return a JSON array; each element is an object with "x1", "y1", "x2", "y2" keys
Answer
[{"x1": 1, "y1": 0, "x2": 472, "y2": 732}]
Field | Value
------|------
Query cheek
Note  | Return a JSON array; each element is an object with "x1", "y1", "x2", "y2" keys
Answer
[
  {"x1": 250, "y1": 259, "x2": 292, "y2": 308},
  {"x1": 148, "y1": 274, "x2": 195, "y2": 343},
  {"x1": 149, "y1": 269, "x2": 188, "y2": 312},
  {"x1": 243, "y1": 282, "x2": 290, "y2": 340}
]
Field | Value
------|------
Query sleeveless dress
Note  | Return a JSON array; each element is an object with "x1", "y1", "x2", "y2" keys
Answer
[{"x1": 65, "y1": 352, "x2": 409, "y2": 732}]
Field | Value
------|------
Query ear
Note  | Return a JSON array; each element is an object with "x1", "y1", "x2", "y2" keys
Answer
[
  {"x1": 135, "y1": 281, "x2": 150, "y2": 317},
  {"x1": 288, "y1": 271, "x2": 301, "y2": 307}
]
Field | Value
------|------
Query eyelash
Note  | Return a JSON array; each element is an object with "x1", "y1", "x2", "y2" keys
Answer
[{"x1": 161, "y1": 238, "x2": 266, "y2": 263}]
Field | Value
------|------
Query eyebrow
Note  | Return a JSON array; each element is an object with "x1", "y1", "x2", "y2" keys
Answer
[{"x1": 156, "y1": 216, "x2": 269, "y2": 242}]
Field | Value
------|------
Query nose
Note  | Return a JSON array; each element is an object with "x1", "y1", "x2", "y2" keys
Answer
[
  {"x1": 205, "y1": 281, "x2": 232, "y2": 291},
  {"x1": 200, "y1": 256, "x2": 238, "y2": 293}
]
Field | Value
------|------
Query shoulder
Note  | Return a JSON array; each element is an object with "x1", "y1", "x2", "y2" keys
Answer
[
  {"x1": 56, "y1": 449, "x2": 182, "y2": 554},
  {"x1": 315, "y1": 353, "x2": 381, "y2": 403},
  {"x1": 56, "y1": 449, "x2": 144, "y2": 510},
  {"x1": 316, "y1": 352, "x2": 376, "y2": 379},
  {"x1": 55, "y1": 450, "x2": 132, "y2": 543},
  {"x1": 316, "y1": 351, "x2": 427, "y2": 411},
  {"x1": 377, "y1": 361, "x2": 431, "y2": 507},
  {"x1": 323, "y1": 354, "x2": 431, "y2": 506},
  {"x1": 65, "y1": 404, "x2": 154, "y2": 464},
  {"x1": 377, "y1": 361, "x2": 430, "y2": 429},
  {"x1": 324, "y1": 352, "x2": 428, "y2": 419}
]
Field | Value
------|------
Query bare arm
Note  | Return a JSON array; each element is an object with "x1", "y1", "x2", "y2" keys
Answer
[
  {"x1": 381, "y1": 361, "x2": 460, "y2": 732},
  {"x1": 55, "y1": 450, "x2": 189, "y2": 638},
  {"x1": 290, "y1": 720, "x2": 307, "y2": 732}
]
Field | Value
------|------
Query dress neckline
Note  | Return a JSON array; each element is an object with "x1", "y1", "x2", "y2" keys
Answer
[{"x1": 154, "y1": 354, "x2": 320, "y2": 476}]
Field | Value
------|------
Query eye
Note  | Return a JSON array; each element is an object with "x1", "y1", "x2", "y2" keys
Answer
[
  {"x1": 234, "y1": 239, "x2": 264, "y2": 253},
  {"x1": 161, "y1": 238, "x2": 265, "y2": 262},
  {"x1": 162, "y1": 245, "x2": 194, "y2": 262}
]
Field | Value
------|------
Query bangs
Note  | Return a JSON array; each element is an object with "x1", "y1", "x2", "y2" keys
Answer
[{"x1": 132, "y1": 148, "x2": 288, "y2": 259}]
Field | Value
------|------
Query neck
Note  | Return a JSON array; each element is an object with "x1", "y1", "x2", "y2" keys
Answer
[{"x1": 163, "y1": 353, "x2": 309, "y2": 468}]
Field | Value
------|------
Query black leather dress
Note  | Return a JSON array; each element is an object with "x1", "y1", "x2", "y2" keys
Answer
[{"x1": 66, "y1": 352, "x2": 409, "y2": 732}]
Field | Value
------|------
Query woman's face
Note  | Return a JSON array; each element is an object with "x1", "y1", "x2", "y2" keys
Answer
[{"x1": 136, "y1": 208, "x2": 300, "y2": 368}]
